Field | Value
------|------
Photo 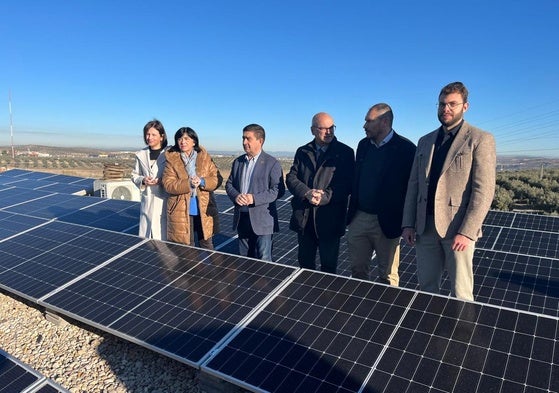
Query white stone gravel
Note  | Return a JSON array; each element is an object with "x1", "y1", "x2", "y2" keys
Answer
[{"x1": 0, "y1": 292, "x2": 200, "y2": 392}]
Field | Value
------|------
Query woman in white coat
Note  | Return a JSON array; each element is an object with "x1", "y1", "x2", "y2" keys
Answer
[{"x1": 132, "y1": 119, "x2": 169, "y2": 240}]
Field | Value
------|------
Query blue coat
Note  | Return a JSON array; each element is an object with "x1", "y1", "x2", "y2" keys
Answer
[{"x1": 225, "y1": 151, "x2": 285, "y2": 235}]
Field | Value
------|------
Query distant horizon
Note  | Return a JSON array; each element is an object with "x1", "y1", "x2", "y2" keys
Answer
[{"x1": 3, "y1": 144, "x2": 559, "y2": 161}]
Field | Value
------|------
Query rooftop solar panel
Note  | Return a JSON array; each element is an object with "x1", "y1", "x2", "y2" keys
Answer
[
  {"x1": 368, "y1": 293, "x2": 558, "y2": 393},
  {"x1": 57, "y1": 198, "x2": 140, "y2": 233},
  {"x1": 203, "y1": 270, "x2": 559, "y2": 393},
  {"x1": 0, "y1": 221, "x2": 143, "y2": 301},
  {"x1": 484, "y1": 210, "x2": 516, "y2": 227},
  {"x1": 40, "y1": 241, "x2": 298, "y2": 366},
  {"x1": 203, "y1": 270, "x2": 415, "y2": 393},
  {"x1": 0, "y1": 169, "x2": 94, "y2": 195},
  {"x1": 0, "y1": 350, "x2": 40, "y2": 393},
  {"x1": 491, "y1": 227, "x2": 559, "y2": 259},
  {"x1": 1, "y1": 193, "x2": 102, "y2": 219},
  {"x1": 0, "y1": 169, "x2": 49, "y2": 179},
  {"x1": 0, "y1": 211, "x2": 48, "y2": 241},
  {"x1": 0, "y1": 188, "x2": 54, "y2": 210},
  {"x1": 0, "y1": 349, "x2": 69, "y2": 393},
  {"x1": 214, "y1": 192, "x2": 234, "y2": 213},
  {"x1": 513, "y1": 212, "x2": 559, "y2": 233},
  {"x1": 34, "y1": 183, "x2": 91, "y2": 195}
]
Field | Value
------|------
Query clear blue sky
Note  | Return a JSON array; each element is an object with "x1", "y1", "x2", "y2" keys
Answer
[{"x1": 1, "y1": 0, "x2": 558, "y2": 156}]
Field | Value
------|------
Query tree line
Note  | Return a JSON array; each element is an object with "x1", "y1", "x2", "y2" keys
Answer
[{"x1": 493, "y1": 168, "x2": 559, "y2": 214}]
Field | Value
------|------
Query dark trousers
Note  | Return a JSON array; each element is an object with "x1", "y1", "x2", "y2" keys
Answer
[
  {"x1": 237, "y1": 213, "x2": 273, "y2": 261},
  {"x1": 297, "y1": 228, "x2": 340, "y2": 274},
  {"x1": 189, "y1": 215, "x2": 213, "y2": 250}
]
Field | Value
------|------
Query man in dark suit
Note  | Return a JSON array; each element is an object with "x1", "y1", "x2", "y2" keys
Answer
[
  {"x1": 225, "y1": 123, "x2": 285, "y2": 261},
  {"x1": 347, "y1": 103, "x2": 416, "y2": 285},
  {"x1": 286, "y1": 112, "x2": 355, "y2": 274},
  {"x1": 402, "y1": 82, "x2": 496, "y2": 301}
]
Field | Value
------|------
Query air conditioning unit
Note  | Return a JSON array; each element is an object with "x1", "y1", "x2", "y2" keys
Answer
[{"x1": 94, "y1": 179, "x2": 141, "y2": 202}]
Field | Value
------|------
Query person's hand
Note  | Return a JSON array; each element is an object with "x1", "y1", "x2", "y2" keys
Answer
[
  {"x1": 235, "y1": 193, "x2": 253, "y2": 206},
  {"x1": 190, "y1": 175, "x2": 201, "y2": 188},
  {"x1": 402, "y1": 227, "x2": 416, "y2": 246},
  {"x1": 452, "y1": 234, "x2": 472, "y2": 251},
  {"x1": 306, "y1": 189, "x2": 324, "y2": 206},
  {"x1": 144, "y1": 176, "x2": 158, "y2": 186}
]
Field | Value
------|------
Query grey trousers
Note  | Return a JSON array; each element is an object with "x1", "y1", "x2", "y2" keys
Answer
[{"x1": 416, "y1": 215, "x2": 474, "y2": 301}]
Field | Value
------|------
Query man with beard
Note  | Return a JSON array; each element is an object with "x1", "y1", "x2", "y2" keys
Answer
[
  {"x1": 347, "y1": 103, "x2": 416, "y2": 285},
  {"x1": 402, "y1": 82, "x2": 496, "y2": 301}
]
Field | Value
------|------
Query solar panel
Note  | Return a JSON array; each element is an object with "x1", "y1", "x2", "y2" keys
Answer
[
  {"x1": 0, "y1": 211, "x2": 48, "y2": 241},
  {"x1": 491, "y1": 227, "x2": 559, "y2": 259},
  {"x1": 0, "y1": 188, "x2": 54, "y2": 210},
  {"x1": 203, "y1": 270, "x2": 559, "y2": 393},
  {"x1": 0, "y1": 350, "x2": 40, "y2": 393},
  {"x1": 0, "y1": 169, "x2": 94, "y2": 195},
  {"x1": 1, "y1": 193, "x2": 103, "y2": 219},
  {"x1": 58, "y1": 198, "x2": 140, "y2": 233},
  {"x1": 473, "y1": 249, "x2": 559, "y2": 317},
  {"x1": 40, "y1": 241, "x2": 298, "y2": 366},
  {"x1": 0, "y1": 221, "x2": 143, "y2": 301},
  {"x1": 203, "y1": 270, "x2": 415, "y2": 392},
  {"x1": 0, "y1": 349, "x2": 69, "y2": 393},
  {"x1": 367, "y1": 293, "x2": 558, "y2": 393}
]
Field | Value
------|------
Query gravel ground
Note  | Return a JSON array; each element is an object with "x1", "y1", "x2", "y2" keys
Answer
[{"x1": 0, "y1": 292, "x2": 200, "y2": 392}]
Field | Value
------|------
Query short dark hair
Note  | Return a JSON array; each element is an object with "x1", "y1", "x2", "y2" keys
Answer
[
  {"x1": 143, "y1": 119, "x2": 168, "y2": 148},
  {"x1": 172, "y1": 127, "x2": 201, "y2": 152},
  {"x1": 243, "y1": 123, "x2": 265, "y2": 141},
  {"x1": 439, "y1": 81, "x2": 469, "y2": 103},
  {"x1": 369, "y1": 103, "x2": 394, "y2": 126}
]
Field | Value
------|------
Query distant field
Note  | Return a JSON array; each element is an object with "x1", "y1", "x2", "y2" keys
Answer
[{"x1": 0, "y1": 152, "x2": 294, "y2": 189}]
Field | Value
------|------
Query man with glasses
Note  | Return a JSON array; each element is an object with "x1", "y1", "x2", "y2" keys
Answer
[
  {"x1": 286, "y1": 112, "x2": 354, "y2": 273},
  {"x1": 402, "y1": 81, "x2": 496, "y2": 301},
  {"x1": 347, "y1": 103, "x2": 416, "y2": 285}
]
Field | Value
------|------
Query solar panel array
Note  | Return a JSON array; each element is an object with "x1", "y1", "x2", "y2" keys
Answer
[
  {"x1": 0, "y1": 169, "x2": 94, "y2": 196},
  {"x1": 0, "y1": 349, "x2": 69, "y2": 393},
  {"x1": 0, "y1": 169, "x2": 558, "y2": 393}
]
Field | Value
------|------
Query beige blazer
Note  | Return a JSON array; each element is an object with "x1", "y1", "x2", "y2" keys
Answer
[{"x1": 402, "y1": 121, "x2": 496, "y2": 241}]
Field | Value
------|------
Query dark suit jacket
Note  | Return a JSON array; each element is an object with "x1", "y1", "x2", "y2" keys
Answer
[
  {"x1": 225, "y1": 151, "x2": 285, "y2": 235},
  {"x1": 286, "y1": 137, "x2": 355, "y2": 238},
  {"x1": 402, "y1": 121, "x2": 496, "y2": 240},
  {"x1": 347, "y1": 132, "x2": 416, "y2": 239}
]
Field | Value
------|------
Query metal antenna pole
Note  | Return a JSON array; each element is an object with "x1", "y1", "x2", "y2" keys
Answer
[{"x1": 9, "y1": 90, "x2": 14, "y2": 160}]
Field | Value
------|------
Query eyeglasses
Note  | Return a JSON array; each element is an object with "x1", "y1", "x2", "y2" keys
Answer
[
  {"x1": 437, "y1": 102, "x2": 464, "y2": 110},
  {"x1": 313, "y1": 125, "x2": 336, "y2": 132}
]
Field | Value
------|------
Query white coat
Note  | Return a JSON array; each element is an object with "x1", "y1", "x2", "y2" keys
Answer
[{"x1": 131, "y1": 146, "x2": 169, "y2": 240}]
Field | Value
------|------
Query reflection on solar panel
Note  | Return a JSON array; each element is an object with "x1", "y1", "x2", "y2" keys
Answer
[
  {"x1": 0, "y1": 211, "x2": 47, "y2": 241},
  {"x1": 0, "y1": 188, "x2": 53, "y2": 209},
  {"x1": 0, "y1": 349, "x2": 69, "y2": 393},
  {"x1": 0, "y1": 169, "x2": 94, "y2": 195},
  {"x1": 41, "y1": 241, "x2": 297, "y2": 366},
  {"x1": 0, "y1": 221, "x2": 143, "y2": 301},
  {"x1": 58, "y1": 198, "x2": 140, "y2": 234},
  {"x1": 1, "y1": 193, "x2": 104, "y2": 219}
]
